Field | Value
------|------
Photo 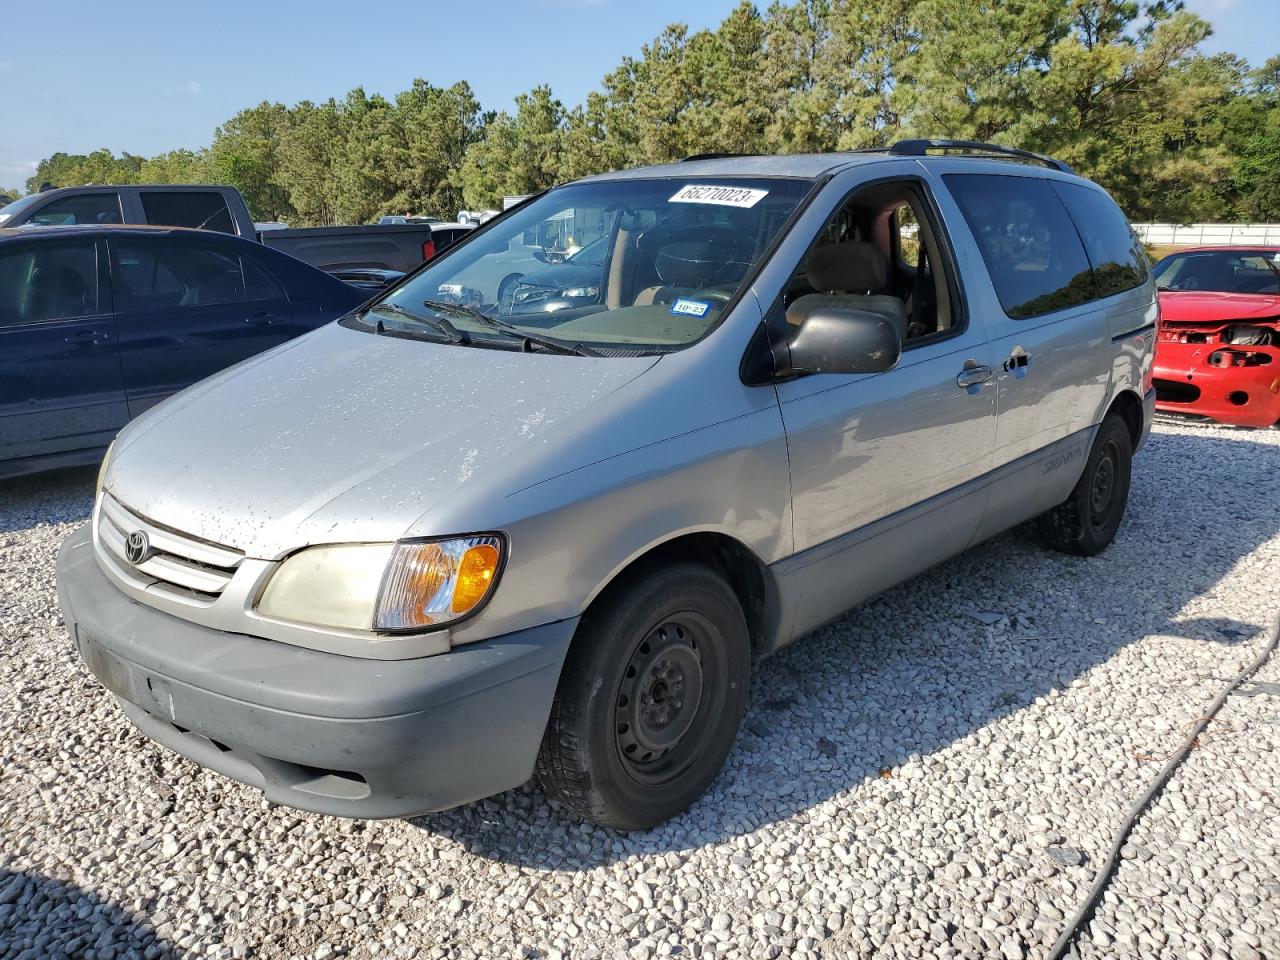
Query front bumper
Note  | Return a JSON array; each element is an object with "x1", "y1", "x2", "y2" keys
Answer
[
  {"x1": 1153, "y1": 341, "x2": 1280, "y2": 428},
  {"x1": 57, "y1": 524, "x2": 577, "y2": 819}
]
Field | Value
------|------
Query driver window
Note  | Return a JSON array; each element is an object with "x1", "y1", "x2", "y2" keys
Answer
[{"x1": 787, "y1": 181, "x2": 957, "y2": 348}]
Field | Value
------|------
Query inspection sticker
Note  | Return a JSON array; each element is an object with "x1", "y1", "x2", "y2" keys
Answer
[
  {"x1": 670, "y1": 298, "x2": 712, "y2": 317},
  {"x1": 669, "y1": 184, "x2": 769, "y2": 208}
]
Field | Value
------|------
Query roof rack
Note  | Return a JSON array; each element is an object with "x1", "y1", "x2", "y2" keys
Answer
[
  {"x1": 887, "y1": 139, "x2": 1074, "y2": 174},
  {"x1": 681, "y1": 153, "x2": 757, "y2": 162}
]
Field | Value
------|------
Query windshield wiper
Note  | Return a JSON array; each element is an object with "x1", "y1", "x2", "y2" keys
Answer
[
  {"x1": 365, "y1": 301, "x2": 469, "y2": 344},
  {"x1": 422, "y1": 299, "x2": 602, "y2": 357}
]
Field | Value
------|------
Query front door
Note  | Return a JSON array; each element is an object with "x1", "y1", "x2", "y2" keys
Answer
[
  {"x1": 0, "y1": 238, "x2": 128, "y2": 466},
  {"x1": 108, "y1": 236, "x2": 294, "y2": 416},
  {"x1": 772, "y1": 176, "x2": 997, "y2": 636}
]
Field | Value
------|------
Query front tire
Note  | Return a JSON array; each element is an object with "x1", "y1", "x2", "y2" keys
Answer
[
  {"x1": 537, "y1": 562, "x2": 750, "y2": 831},
  {"x1": 1036, "y1": 414, "x2": 1133, "y2": 556}
]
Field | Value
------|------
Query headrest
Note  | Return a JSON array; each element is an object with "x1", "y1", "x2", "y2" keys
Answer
[
  {"x1": 655, "y1": 240, "x2": 725, "y2": 287},
  {"x1": 805, "y1": 241, "x2": 888, "y2": 293}
]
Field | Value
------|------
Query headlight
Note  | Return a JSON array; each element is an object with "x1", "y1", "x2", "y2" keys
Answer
[
  {"x1": 563, "y1": 286, "x2": 599, "y2": 298},
  {"x1": 256, "y1": 535, "x2": 504, "y2": 633},
  {"x1": 96, "y1": 441, "x2": 115, "y2": 495}
]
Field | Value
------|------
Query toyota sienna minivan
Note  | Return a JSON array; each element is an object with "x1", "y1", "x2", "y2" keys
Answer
[{"x1": 58, "y1": 141, "x2": 1157, "y2": 830}]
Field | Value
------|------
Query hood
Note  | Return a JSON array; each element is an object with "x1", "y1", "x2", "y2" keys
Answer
[
  {"x1": 107, "y1": 323, "x2": 658, "y2": 557},
  {"x1": 1158, "y1": 290, "x2": 1280, "y2": 324}
]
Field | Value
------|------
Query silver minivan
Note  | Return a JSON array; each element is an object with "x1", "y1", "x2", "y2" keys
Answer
[{"x1": 58, "y1": 141, "x2": 1157, "y2": 830}]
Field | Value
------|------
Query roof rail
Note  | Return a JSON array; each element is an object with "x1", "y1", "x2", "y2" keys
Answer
[
  {"x1": 888, "y1": 139, "x2": 1074, "y2": 174},
  {"x1": 681, "y1": 153, "x2": 757, "y2": 162}
]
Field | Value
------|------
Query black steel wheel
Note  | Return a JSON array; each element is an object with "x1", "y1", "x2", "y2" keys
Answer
[
  {"x1": 1037, "y1": 414, "x2": 1133, "y2": 556},
  {"x1": 537, "y1": 561, "x2": 750, "y2": 830}
]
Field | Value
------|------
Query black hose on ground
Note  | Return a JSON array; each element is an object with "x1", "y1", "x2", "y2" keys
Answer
[{"x1": 1046, "y1": 610, "x2": 1280, "y2": 960}]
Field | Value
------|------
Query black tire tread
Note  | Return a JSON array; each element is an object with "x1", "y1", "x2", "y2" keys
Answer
[
  {"x1": 1037, "y1": 414, "x2": 1132, "y2": 556},
  {"x1": 536, "y1": 560, "x2": 748, "y2": 830}
]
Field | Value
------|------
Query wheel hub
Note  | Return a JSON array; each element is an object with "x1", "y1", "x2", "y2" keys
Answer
[
  {"x1": 615, "y1": 622, "x2": 704, "y2": 766},
  {"x1": 1091, "y1": 449, "x2": 1116, "y2": 514}
]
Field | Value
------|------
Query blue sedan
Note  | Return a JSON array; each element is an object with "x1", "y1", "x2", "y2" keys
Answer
[{"x1": 0, "y1": 225, "x2": 369, "y2": 479}]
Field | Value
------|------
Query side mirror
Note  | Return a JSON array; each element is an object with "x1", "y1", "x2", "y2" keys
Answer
[
  {"x1": 531, "y1": 247, "x2": 548, "y2": 263},
  {"x1": 780, "y1": 301, "x2": 902, "y2": 376}
]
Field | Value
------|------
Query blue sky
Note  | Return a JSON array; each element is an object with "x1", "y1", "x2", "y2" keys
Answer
[{"x1": 1, "y1": 0, "x2": 1275, "y2": 193}]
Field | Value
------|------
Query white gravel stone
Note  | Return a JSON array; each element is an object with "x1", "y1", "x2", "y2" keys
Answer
[{"x1": 0, "y1": 422, "x2": 1277, "y2": 959}]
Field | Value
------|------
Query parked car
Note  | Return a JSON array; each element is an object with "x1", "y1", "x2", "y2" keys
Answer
[
  {"x1": 58, "y1": 141, "x2": 1156, "y2": 830},
  {"x1": 0, "y1": 225, "x2": 367, "y2": 479},
  {"x1": 501, "y1": 235, "x2": 611, "y2": 317},
  {"x1": 377, "y1": 215, "x2": 440, "y2": 225},
  {"x1": 1151, "y1": 246, "x2": 1280, "y2": 427},
  {"x1": 262, "y1": 221, "x2": 474, "y2": 274},
  {"x1": 0, "y1": 184, "x2": 258, "y2": 237},
  {"x1": 0, "y1": 185, "x2": 473, "y2": 278}
]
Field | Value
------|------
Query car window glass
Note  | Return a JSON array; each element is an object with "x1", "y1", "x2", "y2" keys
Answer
[
  {"x1": 944, "y1": 174, "x2": 1095, "y2": 320},
  {"x1": 379, "y1": 177, "x2": 813, "y2": 351},
  {"x1": 0, "y1": 242, "x2": 99, "y2": 325},
  {"x1": 786, "y1": 180, "x2": 957, "y2": 347},
  {"x1": 1154, "y1": 250, "x2": 1280, "y2": 294},
  {"x1": 26, "y1": 193, "x2": 123, "y2": 226},
  {"x1": 139, "y1": 192, "x2": 236, "y2": 234},
  {"x1": 114, "y1": 240, "x2": 248, "y2": 310},
  {"x1": 1051, "y1": 182, "x2": 1147, "y2": 298}
]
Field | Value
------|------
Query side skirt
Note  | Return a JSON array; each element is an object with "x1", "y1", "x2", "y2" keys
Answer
[{"x1": 769, "y1": 426, "x2": 1095, "y2": 649}]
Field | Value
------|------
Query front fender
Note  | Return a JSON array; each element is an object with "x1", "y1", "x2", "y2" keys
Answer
[{"x1": 446, "y1": 403, "x2": 793, "y2": 646}]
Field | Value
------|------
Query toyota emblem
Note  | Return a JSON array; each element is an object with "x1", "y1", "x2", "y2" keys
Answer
[{"x1": 124, "y1": 530, "x2": 151, "y2": 566}]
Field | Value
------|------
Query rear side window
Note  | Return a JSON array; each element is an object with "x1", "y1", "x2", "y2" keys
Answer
[
  {"x1": 944, "y1": 174, "x2": 1094, "y2": 320},
  {"x1": 139, "y1": 191, "x2": 236, "y2": 234},
  {"x1": 434, "y1": 229, "x2": 468, "y2": 250},
  {"x1": 26, "y1": 193, "x2": 123, "y2": 226},
  {"x1": 0, "y1": 242, "x2": 99, "y2": 324},
  {"x1": 1051, "y1": 182, "x2": 1148, "y2": 298},
  {"x1": 113, "y1": 239, "x2": 258, "y2": 311}
]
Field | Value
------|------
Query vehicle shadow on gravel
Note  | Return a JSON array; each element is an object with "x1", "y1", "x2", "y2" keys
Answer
[
  {"x1": 410, "y1": 428, "x2": 1276, "y2": 867},
  {"x1": 0, "y1": 867, "x2": 187, "y2": 959},
  {"x1": 0, "y1": 467, "x2": 95, "y2": 536}
]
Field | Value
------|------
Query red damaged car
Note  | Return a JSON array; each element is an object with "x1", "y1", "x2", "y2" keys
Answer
[{"x1": 1152, "y1": 246, "x2": 1280, "y2": 427}]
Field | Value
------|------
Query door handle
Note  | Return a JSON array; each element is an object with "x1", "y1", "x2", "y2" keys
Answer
[
  {"x1": 63, "y1": 330, "x2": 109, "y2": 347},
  {"x1": 956, "y1": 362, "x2": 993, "y2": 388},
  {"x1": 246, "y1": 311, "x2": 277, "y2": 326}
]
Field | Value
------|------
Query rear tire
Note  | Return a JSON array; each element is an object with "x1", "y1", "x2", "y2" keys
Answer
[
  {"x1": 1036, "y1": 414, "x2": 1132, "y2": 556},
  {"x1": 537, "y1": 562, "x2": 750, "y2": 831}
]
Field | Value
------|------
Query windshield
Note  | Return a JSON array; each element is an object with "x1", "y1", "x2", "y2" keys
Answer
[
  {"x1": 366, "y1": 176, "x2": 814, "y2": 353},
  {"x1": 1154, "y1": 250, "x2": 1280, "y2": 295},
  {"x1": 0, "y1": 194, "x2": 41, "y2": 226}
]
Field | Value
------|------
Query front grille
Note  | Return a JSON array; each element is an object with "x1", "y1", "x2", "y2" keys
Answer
[
  {"x1": 96, "y1": 494, "x2": 244, "y2": 601},
  {"x1": 1153, "y1": 379, "x2": 1201, "y2": 405}
]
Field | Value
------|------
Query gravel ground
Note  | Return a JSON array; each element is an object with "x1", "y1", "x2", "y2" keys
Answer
[{"x1": 1, "y1": 420, "x2": 1277, "y2": 960}]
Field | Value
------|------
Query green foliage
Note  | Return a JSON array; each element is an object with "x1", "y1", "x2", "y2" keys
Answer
[
  {"x1": 26, "y1": 148, "x2": 145, "y2": 193},
  {"x1": 21, "y1": 2, "x2": 1280, "y2": 224}
]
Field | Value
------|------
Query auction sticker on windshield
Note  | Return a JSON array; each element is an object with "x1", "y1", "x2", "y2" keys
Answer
[{"x1": 669, "y1": 184, "x2": 769, "y2": 208}]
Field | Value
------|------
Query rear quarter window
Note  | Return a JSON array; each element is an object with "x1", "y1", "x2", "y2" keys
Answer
[
  {"x1": 944, "y1": 174, "x2": 1095, "y2": 320},
  {"x1": 1051, "y1": 182, "x2": 1148, "y2": 298}
]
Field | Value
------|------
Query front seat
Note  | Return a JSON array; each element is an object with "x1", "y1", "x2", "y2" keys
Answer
[{"x1": 794, "y1": 241, "x2": 908, "y2": 338}]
